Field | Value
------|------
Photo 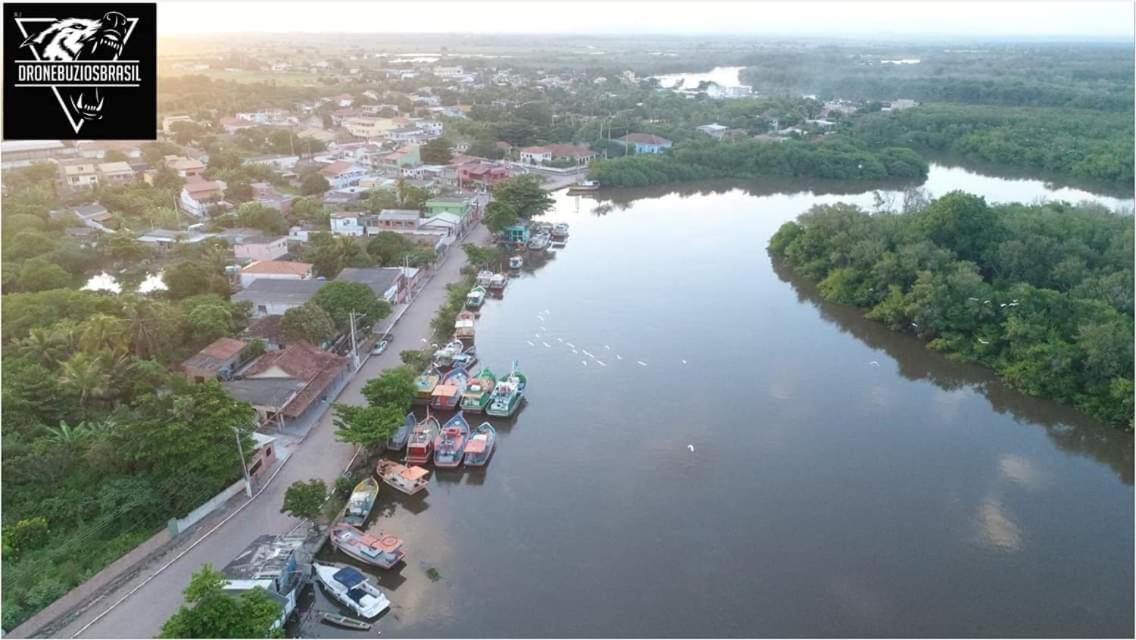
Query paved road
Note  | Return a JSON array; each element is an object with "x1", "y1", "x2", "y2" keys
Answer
[{"x1": 62, "y1": 224, "x2": 491, "y2": 639}]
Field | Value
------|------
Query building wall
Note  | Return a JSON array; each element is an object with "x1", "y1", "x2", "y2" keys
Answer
[{"x1": 235, "y1": 239, "x2": 289, "y2": 262}]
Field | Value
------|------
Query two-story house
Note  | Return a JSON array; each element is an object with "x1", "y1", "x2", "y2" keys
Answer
[
  {"x1": 319, "y1": 161, "x2": 367, "y2": 190},
  {"x1": 180, "y1": 177, "x2": 227, "y2": 217}
]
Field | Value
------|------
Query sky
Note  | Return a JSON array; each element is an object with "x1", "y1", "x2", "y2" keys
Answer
[{"x1": 158, "y1": 1, "x2": 1134, "y2": 38}]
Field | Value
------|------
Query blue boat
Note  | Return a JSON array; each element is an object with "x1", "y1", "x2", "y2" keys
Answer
[
  {"x1": 463, "y1": 422, "x2": 496, "y2": 466},
  {"x1": 433, "y1": 412, "x2": 470, "y2": 468},
  {"x1": 386, "y1": 412, "x2": 415, "y2": 451}
]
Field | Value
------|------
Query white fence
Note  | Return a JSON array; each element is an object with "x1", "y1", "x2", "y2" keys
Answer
[{"x1": 167, "y1": 478, "x2": 247, "y2": 537}]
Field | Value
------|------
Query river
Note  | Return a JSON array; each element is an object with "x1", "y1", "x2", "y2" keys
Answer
[
  {"x1": 294, "y1": 164, "x2": 1133, "y2": 638},
  {"x1": 653, "y1": 65, "x2": 748, "y2": 89}
]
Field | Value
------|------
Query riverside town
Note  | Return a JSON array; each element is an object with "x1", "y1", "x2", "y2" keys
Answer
[{"x1": 0, "y1": 1, "x2": 1133, "y2": 639}]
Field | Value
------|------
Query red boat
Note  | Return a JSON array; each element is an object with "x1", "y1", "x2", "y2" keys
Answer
[{"x1": 405, "y1": 414, "x2": 440, "y2": 465}]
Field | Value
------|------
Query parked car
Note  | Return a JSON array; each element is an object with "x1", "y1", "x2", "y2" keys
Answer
[{"x1": 372, "y1": 338, "x2": 390, "y2": 355}]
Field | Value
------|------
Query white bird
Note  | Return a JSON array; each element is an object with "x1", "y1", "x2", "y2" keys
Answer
[
  {"x1": 681, "y1": 359, "x2": 688, "y2": 365},
  {"x1": 567, "y1": 342, "x2": 576, "y2": 349},
  {"x1": 984, "y1": 300, "x2": 991, "y2": 304},
  {"x1": 595, "y1": 360, "x2": 606, "y2": 367},
  {"x1": 616, "y1": 355, "x2": 623, "y2": 361},
  {"x1": 869, "y1": 361, "x2": 880, "y2": 367},
  {"x1": 420, "y1": 338, "x2": 428, "y2": 343},
  {"x1": 582, "y1": 349, "x2": 594, "y2": 358},
  {"x1": 527, "y1": 340, "x2": 535, "y2": 346},
  {"x1": 557, "y1": 337, "x2": 564, "y2": 343},
  {"x1": 542, "y1": 342, "x2": 551, "y2": 348},
  {"x1": 637, "y1": 360, "x2": 648, "y2": 367},
  {"x1": 540, "y1": 326, "x2": 547, "y2": 331},
  {"x1": 687, "y1": 444, "x2": 695, "y2": 452},
  {"x1": 911, "y1": 322, "x2": 919, "y2": 328},
  {"x1": 967, "y1": 297, "x2": 979, "y2": 302},
  {"x1": 581, "y1": 360, "x2": 588, "y2": 366},
  {"x1": 535, "y1": 333, "x2": 541, "y2": 339},
  {"x1": 1000, "y1": 303, "x2": 1007, "y2": 308},
  {"x1": 571, "y1": 349, "x2": 578, "y2": 354},
  {"x1": 604, "y1": 345, "x2": 611, "y2": 350}
]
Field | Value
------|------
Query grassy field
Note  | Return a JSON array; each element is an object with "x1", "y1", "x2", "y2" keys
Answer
[{"x1": 160, "y1": 68, "x2": 321, "y2": 87}]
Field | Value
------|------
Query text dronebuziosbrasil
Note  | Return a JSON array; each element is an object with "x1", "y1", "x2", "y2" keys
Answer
[{"x1": 15, "y1": 61, "x2": 141, "y2": 84}]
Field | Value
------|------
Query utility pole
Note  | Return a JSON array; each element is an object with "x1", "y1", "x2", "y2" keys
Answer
[
  {"x1": 349, "y1": 309, "x2": 360, "y2": 371},
  {"x1": 233, "y1": 427, "x2": 252, "y2": 497}
]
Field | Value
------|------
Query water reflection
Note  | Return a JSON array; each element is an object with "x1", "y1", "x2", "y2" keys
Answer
[{"x1": 771, "y1": 257, "x2": 1134, "y2": 484}]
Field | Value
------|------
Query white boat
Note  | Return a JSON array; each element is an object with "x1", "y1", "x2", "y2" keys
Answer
[
  {"x1": 329, "y1": 522, "x2": 406, "y2": 570},
  {"x1": 376, "y1": 459, "x2": 430, "y2": 495},
  {"x1": 432, "y1": 339, "x2": 465, "y2": 368},
  {"x1": 568, "y1": 180, "x2": 600, "y2": 192},
  {"x1": 509, "y1": 255, "x2": 524, "y2": 269},
  {"x1": 550, "y1": 223, "x2": 570, "y2": 240},
  {"x1": 488, "y1": 273, "x2": 508, "y2": 292},
  {"x1": 527, "y1": 234, "x2": 551, "y2": 251},
  {"x1": 475, "y1": 270, "x2": 495, "y2": 287},
  {"x1": 312, "y1": 562, "x2": 391, "y2": 619}
]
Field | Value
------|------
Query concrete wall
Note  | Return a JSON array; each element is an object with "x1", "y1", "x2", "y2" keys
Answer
[{"x1": 168, "y1": 479, "x2": 247, "y2": 537}]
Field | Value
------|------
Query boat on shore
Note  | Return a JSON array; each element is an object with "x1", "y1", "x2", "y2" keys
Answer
[
  {"x1": 413, "y1": 368, "x2": 441, "y2": 404},
  {"x1": 475, "y1": 270, "x2": 494, "y2": 287},
  {"x1": 431, "y1": 340, "x2": 465, "y2": 369},
  {"x1": 465, "y1": 286, "x2": 487, "y2": 309},
  {"x1": 406, "y1": 413, "x2": 441, "y2": 465},
  {"x1": 376, "y1": 458, "x2": 430, "y2": 495},
  {"x1": 460, "y1": 367, "x2": 497, "y2": 414},
  {"x1": 342, "y1": 477, "x2": 379, "y2": 527},
  {"x1": 463, "y1": 422, "x2": 497, "y2": 466},
  {"x1": 509, "y1": 255, "x2": 524, "y2": 270},
  {"x1": 451, "y1": 343, "x2": 478, "y2": 370},
  {"x1": 550, "y1": 223, "x2": 570, "y2": 240},
  {"x1": 486, "y1": 361, "x2": 527, "y2": 418},
  {"x1": 430, "y1": 366, "x2": 470, "y2": 411},
  {"x1": 454, "y1": 310, "x2": 476, "y2": 340},
  {"x1": 312, "y1": 562, "x2": 390, "y2": 619},
  {"x1": 318, "y1": 611, "x2": 372, "y2": 631},
  {"x1": 527, "y1": 233, "x2": 551, "y2": 251},
  {"x1": 329, "y1": 522, "x2": 406, "y2": 570},
  {"x1": 386, "y1": 412, "x2": 415, "y2": 452},
  {"x1": 433, "y1": 411, "x2": 471, "y2": 468},
  {"x1": 488, "y1": 272, "x2": 508, "y2": 292}
]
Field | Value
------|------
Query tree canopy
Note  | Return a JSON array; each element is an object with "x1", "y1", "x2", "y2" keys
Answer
[
  {"x1": 159, "y1": 565, "x2": 282, "y2": 638},
  {"x1": 312, "y1": 281, "x2": 391, "y2": 332}
]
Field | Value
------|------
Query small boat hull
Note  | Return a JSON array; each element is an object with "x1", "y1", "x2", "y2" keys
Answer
[
  {"x1": 329, "y1": 523, "x2": 406, "y2": 570},
  {"x1": 319, "y1": 611, "x2": 372, "y2": 631},
  {"x1": 313, "y1": 563, "x2": 390, "y2": 619},
  {"x1": 385, "y1": 413, "x2": 415, "y2": 451},
  {"x1": 463, "y1": 423, "x2": 496, "y2": 466},
  {"x1": 486, "y1": 371, "x2": 527, "y2": 418},
  {"x1": 433, "y1": 412, "x2": 470, "y2": 468},
  {"x1": 342, "y1": 477, "x2": 379, "y2": 528}
]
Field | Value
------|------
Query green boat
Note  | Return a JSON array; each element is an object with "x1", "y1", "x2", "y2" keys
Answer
[
  {"x1": 465, "y1": 286, "x2": 487, "y2": 310},
  {"x1": 486, "y1": 361, "x2": 527, "y2": 418},
  {"x1": 460, "y1": 367, "x2": 497, "y2": 414}
]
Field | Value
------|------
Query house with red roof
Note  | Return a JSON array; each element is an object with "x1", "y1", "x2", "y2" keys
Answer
[
  {"x1": 518, "y1": 143, "x2": 597, "y2": 165},
  {"x1": 227, "y1": 342, "x2": 350, "y2": 432},
  {"x1": 319, "y1": 161, "x2": 367, "y2": 189}
]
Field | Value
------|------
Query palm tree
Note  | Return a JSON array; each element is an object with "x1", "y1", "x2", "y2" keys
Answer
[
  {"x1": 121, "y1": 296, "x2": 177, "y2": 359},
  {"x1": 58, "y1": 352, "x2": 112, "y2": 409},
  {"x1": 78, "y1": 313, "x2": 129, "y2": 355},
  {"x1": 16, "y1": 327, "x2": 70, "y2": 367}
]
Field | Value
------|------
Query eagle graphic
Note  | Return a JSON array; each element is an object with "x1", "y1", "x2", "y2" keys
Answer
[{"x1": 19, "y1": 11, "x2": 131, "y2": 125}]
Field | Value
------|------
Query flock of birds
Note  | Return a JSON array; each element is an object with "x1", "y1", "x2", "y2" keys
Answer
[{"x1": 519, "y1": 308, "x2": 687, "y2": 371}]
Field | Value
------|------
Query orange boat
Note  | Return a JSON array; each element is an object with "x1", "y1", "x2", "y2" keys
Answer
[
  {"x1": 376, "y1": 459, "x2": 430, "y2": 495},
  {"x1": 329, "y1": 522, "x2": 406, "y2": 570}
]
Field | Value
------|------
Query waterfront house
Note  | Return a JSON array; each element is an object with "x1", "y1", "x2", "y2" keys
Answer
[
  {"x1": 233, "y1": 279, "x2": 325, "y2": 317},
  {"x1": 518, "y1": 144, "x2": 596, "y2": 165},
  {"x1": 614, "y1": 133, "x2": 673, "y2": 154},
  {"x1": 234, "y1": 236, "x2": 290, "y2": 263},
  {"x1": 239, "y1": 341, "x2": 350, "y2": 429},
  {"x1": 183, "y1": 337, "x2": 247, "y2": 383},
  {"x1": 502, "y1": 223, "x2": 530, "y2": 244},
  {"x1": 238, "y1": 259, "x2": 315, "y2": 288},
  {"x1": 219, "y1": 535, "x2": 307, "y2": 631}
]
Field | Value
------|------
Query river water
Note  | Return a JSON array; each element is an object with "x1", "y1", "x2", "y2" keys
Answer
[{"x1": 295, "y1": 164, "x2": 1133, "y2": 638}]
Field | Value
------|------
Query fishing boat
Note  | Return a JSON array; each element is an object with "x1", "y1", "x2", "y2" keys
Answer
[
  {"x1": 413, "y1": 368, "x2": 441, "y2": 404},
  {"x1": 488, "y1": 272, "x2": 508, "y2": 292},
  {"x1": 550, "y1": 223, "x2": 570, "y2": 240},
  {"x1": 451, "y1": 343, "x2": 478, "y2": 370},
  {"x1": 406, "y1": 414, "x2": 441, "y2": 465},
  {"x1": 429, "y1": 366, "x2": 469, "y2": 411},
  {"x1": 329, "y1": 522, "x2": 406, "y2": 570},
  {"x1": 433, "y1": 412, "x2": 470, "y2": 468},
  {"x1": 453, "y1": 310, "x2": 476, "y2": 340},
  {"x1": 431, "y1": 340, "x2": 465, "y2": 369},
  {"x1": 530, "y1": 221, "x2": 553, "y2": 235},
  {"x1": 567, "y1": 180, "x2": 600, "y2": 193},
  {"x1": 527, "y1": 233, "x2": 551, "y2": 251},
  {"x1": 318, "y1": 611, "x2": 372, "y2": 631},
  {"x1": 486, "y1": 361, "x2": 527, "y2": 418},
  {"x1": 475, "y1": 270, "x2": 494, "y2": 287},
  {"x1": 460, "y1": 367, "x2": 497, "y2": 414},
  {"x1": 312, "y1": 562, "x2": 390, "y2": 619},
  {"x1": 508, "y1": 255, "x2": 524, "y2": 270},
  {"x1": 386, "y1": 412, "x2": 415, "y2": 451},
  {"x1": 376, "y1": 458, "x2": 430, "y2": 495},
  {"x1": 342, "y1": 477, "x2": 379, "y2": 527},
  {"x1": 463, "y1": 422, "x2": 497, "y2": 466},
  {"x1": 465, "y1": 286, "x2": 487, "y2": 310}
]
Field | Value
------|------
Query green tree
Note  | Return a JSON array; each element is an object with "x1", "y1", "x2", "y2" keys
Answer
[
  {"x1": 420, "y1": 137, "x2": 453, "y2": 164},
  {"x1": 281, "y1": 479, "x2": 327, "y2": 523},
  {"x1": 483, "y1": 200, "x2": 518, "y2": 233},
  {"x1": 395, "y1": 179, "x2": 430, "y2": 210},
  {"x1": 164, "y1": 260, "x2": 230, "y2": 300},
  {"x1": 17, "y1": 258, "x2": 72, "y2": 292},
  {"x1": 491, "y1": 175, "x2": 553, "y2": 219},
  {"x1": 226, "y1": 180, "x2": 254, "y2": 204},
  {"x1": 360, "y1": 366, "x2": 416, "y2": 409},
  {"x1": 159, "y1": 565, "x2": 283, "y2": 639},
  {"x1": 185, "y1": 302, "x2": 237, "y2": 346},
  {"x1": 367, "y1": 230, "x2": 418, "y2": 265},
  {"x1": 103, "y1": 149, "x2": 129, "y2": 162},
  {"x1": 312, "y1": 281, "x2": 390, "y2": 331},
  {"x1": 280, "y1": 303, "x2": 336, "y2": 345},
  {"x1": 333, "y1": 402, "x2": 405, "y2": 449},
  {"x1": 290, "y1": 196, "x2": 328, "y2": 223},
  {"x1": 300, "y1": 172, "x2": 330, "y2": 195},
  {"x1": 363, "y1": 188, "x2": 399, "y2": 213},
  {"x1": 236, "y1": 202, "x2": 288, "y2": 234}
]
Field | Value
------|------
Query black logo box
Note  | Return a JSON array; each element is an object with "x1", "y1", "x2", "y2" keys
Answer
[{"x1": 4, "y1": 2, "x2": 156, "y2": 140}]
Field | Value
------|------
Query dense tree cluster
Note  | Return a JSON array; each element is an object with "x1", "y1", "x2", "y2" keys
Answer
[
  {"x1": 768, "y1": 192, "x2": 1133, "y2": 427},
  {"x1": 589, "y1": 137, "x2": 929, "y2": 187},
  {"x1": 851, "y1": 104, "x2": 1134, "y2": 185},
  {"x1": 160, "y1": 565, "x2": 283, "y2": 638}
]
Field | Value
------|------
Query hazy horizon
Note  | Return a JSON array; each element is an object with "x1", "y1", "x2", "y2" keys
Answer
[{"x1": 158, "y1": 1, "x2": 1135, "y2": 38}]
